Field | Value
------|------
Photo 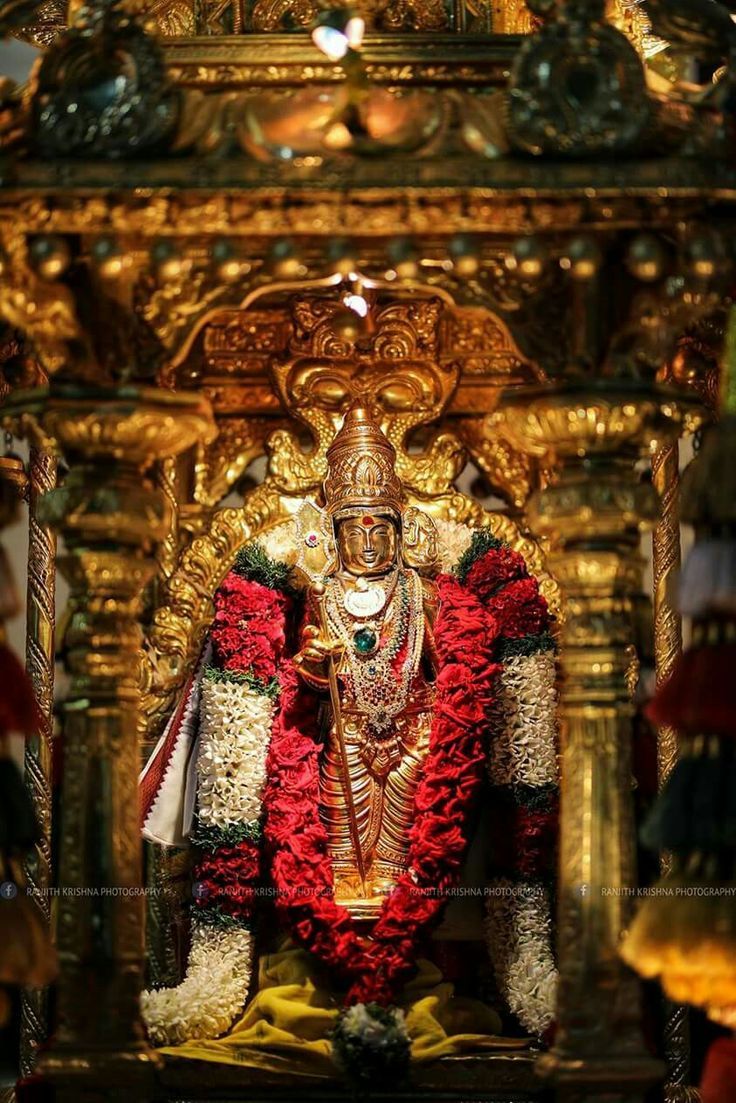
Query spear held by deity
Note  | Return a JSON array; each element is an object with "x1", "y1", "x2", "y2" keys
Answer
[{"x1": 311, "y1": 580, "x2": 367, "y2": 897}]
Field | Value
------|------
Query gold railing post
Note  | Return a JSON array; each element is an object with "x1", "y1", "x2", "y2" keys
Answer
[
  {"x1": 20, "y1": 446, "x2": 57, "y2": 1078},
  {"x1": 499, "y1": 381, "x2": 701, "y2": 1101},
  {"x1": 12, "y1": 383, "x2": 214, "y2": 1098}
]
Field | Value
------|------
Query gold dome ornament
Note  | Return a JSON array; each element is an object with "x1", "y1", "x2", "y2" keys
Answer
[{"x1": 323, "y1": 404, "x2": 404, "y2": 521}]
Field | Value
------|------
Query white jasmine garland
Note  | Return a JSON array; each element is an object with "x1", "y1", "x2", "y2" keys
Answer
[
  {"x1": 141, "y1": 923, "x2": 254, "y2": 1045},
  {"x1": 484, "y1": 880, "x2": 557, "y2": 1036},
  {"x1": 488, "y1": 650, "x2": 558, "y2": 788},
  {"x1": 143, "y1": 673, "x2": 276, "y2": 1046},
  {"x1": 434, "y1": 517, "x2": 474, "y2": 573},
  {"x1": 196, "y1": 678, "x2": 276, "y2": 828}
]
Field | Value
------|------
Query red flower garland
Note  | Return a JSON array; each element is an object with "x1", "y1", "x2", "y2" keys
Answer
[
  {"x1": 211, "y1": 573, "x2": 290, "y2": 682},
  {"x1": 195, "y1": 570, "x2": 291, "y2": 929},
  {"x1": 190, "y1": 540, "x2": 554, "y2": 1009},
  {"x1": 264, "y1": 572, "x2": 501, "y2": 1006},
  {"x1": 193, "y1": 838, "x2": 261, "y2": 922}
]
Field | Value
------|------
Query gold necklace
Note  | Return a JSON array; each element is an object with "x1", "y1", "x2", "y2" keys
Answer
[{"x1": 325, "y1": 570, "x2": 425, "y2": 735}]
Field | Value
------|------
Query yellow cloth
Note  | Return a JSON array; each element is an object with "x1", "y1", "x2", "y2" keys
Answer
[{"x1": 160, "y1": 943, "x2": 525, "y2": 1076}]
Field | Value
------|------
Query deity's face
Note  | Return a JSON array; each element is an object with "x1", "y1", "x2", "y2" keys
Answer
[{"x1": 336, "y1": 513, "x2": 398, "y2": 577}]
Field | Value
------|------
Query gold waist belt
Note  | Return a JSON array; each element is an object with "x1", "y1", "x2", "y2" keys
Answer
[{"x1": 340, "y1": 695, "x2": 434, "y2": 719}]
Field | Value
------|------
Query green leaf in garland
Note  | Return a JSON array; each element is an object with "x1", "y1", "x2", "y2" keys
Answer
[
  {"x1": 192, "y1": 904, "x2": 253, "y2": 932},
  {"x1": 455, "y1": 529, "x2": 504, "y2": 584},
  {"x1": 202, "y1": 664, "x2": 280, "y2": 699},
  {"x1": 233, "y1": 541, "x2": 296, "y2": 596},
  {"x1": 191, "y1": 818, "x2": 262, "y2": 851},
  {"x1": 497, "y1": 631, "x2": 558, "y2": 662}
]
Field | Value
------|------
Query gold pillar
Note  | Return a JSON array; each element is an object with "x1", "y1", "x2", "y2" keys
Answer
[
  {"x1": 20, "y1": 384, "x2": 213, "y2": 1095},
  {"x1": 499, "y1": 382, "x2": 700, "y2": 1101},
  {"x1": 20, "y1": 447, "x2": 57, "y2": 1077}
]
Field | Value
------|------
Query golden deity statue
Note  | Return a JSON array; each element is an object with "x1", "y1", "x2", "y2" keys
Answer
[
  {"x1": 294, "y1": 404, "x2": 439, "y2": 914},
  {"x1": 138, "y1": 309, "x2": 562, "y2": 1058}
]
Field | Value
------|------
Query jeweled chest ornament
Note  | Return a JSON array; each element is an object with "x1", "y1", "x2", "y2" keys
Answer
[
  {"x1": 342, "y1": 573, "x2": 393, "y2": 618},
  {"x1": 325, "y1": 568, "x2": 425, "y2": 736}
]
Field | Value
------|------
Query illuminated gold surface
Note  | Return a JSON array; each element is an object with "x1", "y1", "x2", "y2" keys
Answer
[
  {"x1": 8, "y1": 388, "x2": 215, "y2": 1091},
  {"x1": 20, "y1": 447, "x2": 56, "y2": 1079},
  {"x1": 0, "y1": 0, "x2": 730, "y2": 1087},
  {"x1": 498, "y1": 382, "x2": 700, "y2": 1092}
]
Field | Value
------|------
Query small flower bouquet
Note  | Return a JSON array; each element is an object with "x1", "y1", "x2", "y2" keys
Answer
[{"x1": 331, "y1": 1003, "x2": 411, "y2": 1091}]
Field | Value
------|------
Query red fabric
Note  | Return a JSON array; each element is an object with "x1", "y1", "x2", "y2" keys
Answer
[
  {"x1": 489, "y1": 799, "x2": 558, "y2": 880},
  {"x1": 0, "y1": 643, "x2": 39, "y2": 737},
  {"x1": 701, "y1": 1036, "x2": 736, "y2": 1103},
  {"x1": 646, "y1": 643, "x2": 736, "y2": 737}
]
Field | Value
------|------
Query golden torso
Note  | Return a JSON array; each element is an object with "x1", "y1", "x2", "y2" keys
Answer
[{"x1": 301, "y1": 565, "x2": 438, "y2": 918}]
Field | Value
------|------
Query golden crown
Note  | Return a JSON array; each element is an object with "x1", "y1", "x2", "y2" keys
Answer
[{"x1": 323, "y1": 404, "x2": 404, "y2": 520}]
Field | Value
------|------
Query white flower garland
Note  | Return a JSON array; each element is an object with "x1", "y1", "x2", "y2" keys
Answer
[
  {"x1": 434, "y1": 517, "x2": 474, "y2": 573},
  {"x1": 484, "y1": 644, "x2": 559, "y2": 1035},
  {"x1": 141, "y1": 923, "x2": 254, "y2": 1045},
  {"x1": 142, "y1": 675, "x2": 275, "y2": 1045},
  {"x1": 196, "y1": 678, "x2": 276, "y2": 828},
  {"x1": 488, "y1": 650, "x2": 558, "y2": 788},
  {"x1": 484, "y1": 879, "x2": 557, "y2": 1036}
]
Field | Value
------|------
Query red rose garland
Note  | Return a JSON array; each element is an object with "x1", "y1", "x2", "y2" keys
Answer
[{"x1": 264, "y1": 573, "x2": 501, "y2": 1006}]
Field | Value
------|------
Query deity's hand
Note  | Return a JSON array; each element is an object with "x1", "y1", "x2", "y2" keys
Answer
[{"x1": 294, "y1": 624, "x2": 345, "y2": 671}]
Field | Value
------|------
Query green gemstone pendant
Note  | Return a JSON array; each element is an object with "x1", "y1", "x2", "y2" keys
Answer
[{"x1": 353, "y1": 628, "x2": 377, "y2": 655}]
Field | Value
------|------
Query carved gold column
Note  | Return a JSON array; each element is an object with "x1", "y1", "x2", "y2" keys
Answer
[
  {"x1": 21, "y1": 384, "x2": 213, "y2": 1096},
  {"x1": 20, "y1": 446, "x2": 57, "y2": 1077},
  {"x1": 500, "y1": 381, "x2": 700, "y2": 1101}
]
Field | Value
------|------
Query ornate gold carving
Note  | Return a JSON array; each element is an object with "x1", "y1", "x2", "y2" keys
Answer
[
  {"x1": 143, "y1": 479, "x2": 286, "y2": 735},
  {"x1": 250, "y1": 0, "x2": 448, "y2": 30},
  {"x1": 0, "y1": 191, "x2": 716, "y2": 258},
  {"x1": 651, "y1": 440, "x2": 697, "y2": 1100},
  {"x1": 191, "y1": 416, "x2": 276, "y2": 507},
  {"x1": 269, "y1": 296, "x2": 464, "y2": 499},
  {"x1": 651, "y1": 441, "x2": 682, "y2": 793},
  {"x1": 20, "y1": 447, "x2": 56, "y2": 1078},
  {"x1": 140, "y1": 271, "x2": 228, "y2": 358},
  {"x1": 500, "y1": 381, "x2": 685, "y2": 1090},
  {"x1": 250, "y1": 0, "x2": 316, "y2": 28},
  {"x1": 457, "y1": 416, "x2": 536, "y2": 509},
  {"x1": 324, "y1": 403, "x2": 405, "y2": 519},
  {"x1": 0, "y1": 231, "x2": 84, "y2": 377}
]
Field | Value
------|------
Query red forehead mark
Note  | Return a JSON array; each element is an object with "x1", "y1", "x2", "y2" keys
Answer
[{"x1": 362, "y1": 515, "x2": 375, "y2": 527}]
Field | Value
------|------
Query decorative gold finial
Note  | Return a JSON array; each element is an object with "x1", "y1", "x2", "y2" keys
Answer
[{"x1": 323, "y1": 403, "x2": 404, "y2": 520}]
